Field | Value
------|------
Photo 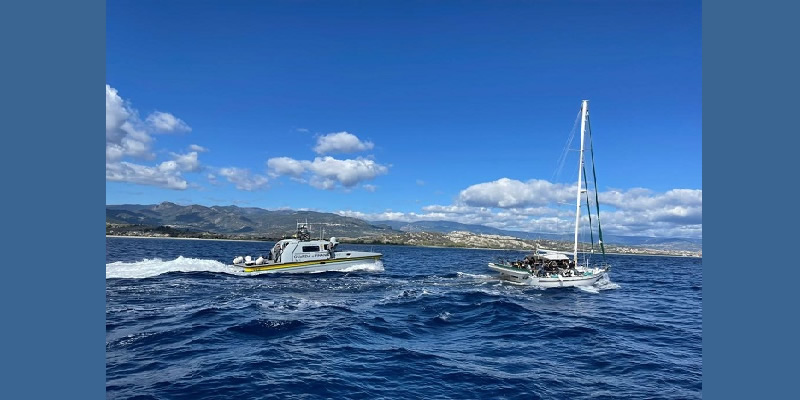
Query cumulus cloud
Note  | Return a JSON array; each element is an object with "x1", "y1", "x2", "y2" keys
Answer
[
  {"x1": 337, "y1": 178, "x2": 702, "y2": 238},
  {"x1": 106, "y1": 85, "x2": 203, "y2": 189},
  {"x1": 267, "y1": 157, "x2": 306, "y2": 178},
  {"x1": 218, "y1": 167, "x2": 269, "y2": 191},
  {"x1": 189, "y1": 144, "x2": 208, "y2": 152},
  {"x1": 313, "y1": 132, "x2": 374, "y2": 154},
  {"x1": 106, "y1": 85, "x2": 154, "y2": 161},
  {"x1": 601, "y1": 188, "x2": 702, "y2": 212},
  {"x1": 267, "y1": 156, "x2": 388, "y2": 190},
  {"x1": 146, "y1": 111, "x2": 191, "y2": 133},
  {"x1": 106, "y1": 86, "x2": 194, "y2": 163},
  {"x1": 458, "y1": 178, "x2": 574, "y2": 208},
  {"x1": 167, "y1": 151, "x2": 201, "y2": 173},
  {"x1": 106, "y1": 151, "x2": 201, "y2": 190},
  {"x1": 305, "y1": 157, "x2": 388, "y2": 187}
]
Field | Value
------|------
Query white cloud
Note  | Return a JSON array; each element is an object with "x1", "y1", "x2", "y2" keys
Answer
[
  {"x1": 189, "y1": 144, "x2": 208, "y2": 152},
  {"x1": 337, "y1": 178, "x2": 702, "y2": 238},
  {"x1": 267, "y1": 156, "x2": 389, "y2": 190},
  {"x1": 267, "y1": 157, "x2": 306, "y2": 178},
  {"x1": 363, "y1": 184, "x2": 377, "y2": 192},
  {"x1": 106, "y1": 85, "x2": 153, "y2": 161},
  {"x1": 336, "y1": 210, "x2": 409, "y2": 221},
  {"x1": 458, "y1": 178, "x2": 574, "y2": 208},
  {"x1": 167, "y1": 151, "x2": 201, "y2": 172},
  {"x1": 146, "y1": 111, "x2": 191, "y2": 133},
  {"x1": 107, "y1": 162, "x2": 187, "y2": 190},
  {"x1": 218, "y1": 167, "x2": 269, "y2": 191},
  {"x1": 600, "y1": 188, "x2": 702, "y2": 212},
  {"x1": 105, "y1": 151, "x2": 201, "y2": 190},
  {"x1": 106, "y1": 85, "x2": 194, "y2": 162},
  {"x1": 313, "y1": 131, "x2": 374, "y2": 154},
  {"x1": 305, "y1": 157, "x2": 388, "y2": 188},
  {"x1": 106, "y1": 85, "x2": 203, "y2": 189}
]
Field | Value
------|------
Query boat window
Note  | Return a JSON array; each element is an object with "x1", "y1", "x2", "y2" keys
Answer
[{"x1": 302, "y1": 245, "x2": 320, "y2": 252}]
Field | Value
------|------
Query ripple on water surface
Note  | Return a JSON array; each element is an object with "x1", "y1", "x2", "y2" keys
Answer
[{"x1": 106, "y1": 238, "x2": 702, "y2": 399}]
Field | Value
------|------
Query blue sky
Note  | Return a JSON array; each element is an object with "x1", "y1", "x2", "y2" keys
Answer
[{"x1": 106, "y1": 1, "x2": 701, "y2": 238}]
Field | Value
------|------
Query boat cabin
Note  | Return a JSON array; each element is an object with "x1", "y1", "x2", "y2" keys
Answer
[
  {"x1": 270, "y1": 237, "x2": 337, "y2": 263},
  {"x1": 232, "y1": 222, "x2": 342, "y2": 267}
]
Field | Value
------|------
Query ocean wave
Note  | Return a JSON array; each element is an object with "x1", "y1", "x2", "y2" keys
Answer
[
  {"x1": 107, "y1": 239, "x2": 702, "y2": 399},
  {"x1": 106, "y1": 256, "x2": 239, "y2": 279}
]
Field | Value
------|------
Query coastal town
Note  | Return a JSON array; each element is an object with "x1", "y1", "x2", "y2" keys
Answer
[{"x1": 107, "y1": 223, "x2": 701, "y2": 258}]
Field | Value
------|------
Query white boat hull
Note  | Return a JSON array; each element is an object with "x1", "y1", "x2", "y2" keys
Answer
[
  {"x1": 233, "y1": 253, "x2": 383, "y2": 274},
  {"x1": 488, "y1": 262, "x2": 608, "y2": 288}
]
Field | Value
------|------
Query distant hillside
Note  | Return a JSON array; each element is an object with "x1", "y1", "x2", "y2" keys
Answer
[
  {"x1": 371, "y1": 220, "x2": 702, "y2": 252},
  {"x1": 106, "y1": 203, "x2": 701, "y2": 253},
  {"x1": 346, "y1": 231, "x2": 700, "y2": 257},
  {"x1": 107, "y1": 202, "x2": 395, "y2": 238}
]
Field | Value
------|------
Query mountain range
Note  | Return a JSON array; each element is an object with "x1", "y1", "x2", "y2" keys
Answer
[
  {"x1": 106, "y1": 202, "x2": 701, "y2": 252},
  {"x1": 106, "y1": 202, "x2": 393, "y2": 238}
]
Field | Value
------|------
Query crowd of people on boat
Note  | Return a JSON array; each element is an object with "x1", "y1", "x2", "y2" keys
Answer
[{"x1": 507, "y1": 255, "x2": 581, "y2": 277}]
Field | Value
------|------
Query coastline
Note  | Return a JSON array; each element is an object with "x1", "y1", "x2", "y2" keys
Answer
[{"x1": 106, "y1": 235, "x2": 701, "y2": 258}]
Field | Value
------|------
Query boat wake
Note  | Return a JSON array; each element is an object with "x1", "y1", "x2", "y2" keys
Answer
[
  {"x1": 337, "y1": 260, "x2": 385, "y2": 273},
  {"x1": 595, "y1": 275, "x2": 621, "y2": 290},
  {"x1": 106, "y1": 256, "x2": 239, "y2": 279},
  {"x1": 577, "y1": 275, "x2": 620, "y2": 293},
  {"x1": 106, "y1": 256, "x2": 384, "y2": 279},
  {"x1": 455, "y1": 271, "x2": 495, "y2": 280}
]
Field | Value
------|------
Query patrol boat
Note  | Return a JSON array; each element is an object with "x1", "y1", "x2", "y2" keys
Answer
[
  {"x1": 232, "y1": 222, "x2": 383, "y2": 274},
  {"x1": 488, "y1": 100, "x2": 609, "y2": 287}
]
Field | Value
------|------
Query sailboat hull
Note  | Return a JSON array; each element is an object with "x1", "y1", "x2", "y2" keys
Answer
[{"x1": 488, "y1": 262, "x2": 608, "y2": 288}]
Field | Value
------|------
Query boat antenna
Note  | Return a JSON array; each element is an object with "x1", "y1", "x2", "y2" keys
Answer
[{"x1": 573, "y1": 100, "x2": 588, "y2": 264}]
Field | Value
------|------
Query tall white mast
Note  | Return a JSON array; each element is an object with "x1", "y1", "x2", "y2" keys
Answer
[{"x1": 573, "y1": 100, "x2": 589, "y2": 264}]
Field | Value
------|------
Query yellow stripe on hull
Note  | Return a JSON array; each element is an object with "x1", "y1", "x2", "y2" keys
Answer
[{"x1": 242, "y1": 255, "x2": 381, "y2": 273}]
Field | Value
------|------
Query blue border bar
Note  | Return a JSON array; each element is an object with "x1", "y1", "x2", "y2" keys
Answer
[{"x1": 2, "y1": 0, "x2": 105, "y2": 398}]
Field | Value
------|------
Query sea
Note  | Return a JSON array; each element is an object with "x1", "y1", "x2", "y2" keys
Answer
[{"x1": 106, "y1": 237, "x2": 702, "y2": 399}]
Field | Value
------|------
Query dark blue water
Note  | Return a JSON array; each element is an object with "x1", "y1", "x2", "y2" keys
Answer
[{"x1": 106, "y1": 237, "x2": 702, "y2": 399}]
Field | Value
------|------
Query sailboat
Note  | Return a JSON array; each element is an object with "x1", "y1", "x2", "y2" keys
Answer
[{"x1": 487, "y1": 100, "x2": 610, "y2": 287}]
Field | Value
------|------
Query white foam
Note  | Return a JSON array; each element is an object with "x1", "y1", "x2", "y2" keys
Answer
[
  {"x1": 578, "y1": 285, "x2": 600, "y2": 294},
  {"x1": 595, "y1": 275, "x2": 621, "y2": 290},
  {"x1": 106, "y1": 256, "x2": 241, "y2": 279},
  {"x1": 338, "y1": 260, "x2": 385, "y2": 273},
  {"x1": 456, "y1": 271, "x2": 494, "y2": 279},
  {"x1": 106, "y1": 257, "x2": 385, "y2": 279},
  {"x1": 436, "y1": 311, "x2": 451, "y2": 321}
]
